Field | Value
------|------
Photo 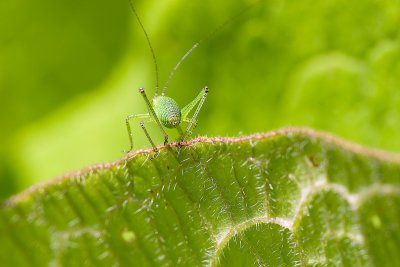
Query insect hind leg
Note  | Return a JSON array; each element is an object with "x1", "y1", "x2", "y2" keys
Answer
[{"x1": 180, "y1": 86, "x2": 209, "y2": 141}]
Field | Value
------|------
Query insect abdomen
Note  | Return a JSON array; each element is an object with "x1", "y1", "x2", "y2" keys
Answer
[{"x1": 153, "y1": 96, "x2": 181, "y2": 128}]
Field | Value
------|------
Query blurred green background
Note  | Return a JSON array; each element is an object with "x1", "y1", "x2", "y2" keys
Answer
[{"x1": 0, "y1": 0, "x2": 399, "y2": 200}]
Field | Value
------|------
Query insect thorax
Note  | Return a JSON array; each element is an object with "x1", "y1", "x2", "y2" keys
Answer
[{"x1": 153, "y1": 96, "x2": 181, "y2": 128}]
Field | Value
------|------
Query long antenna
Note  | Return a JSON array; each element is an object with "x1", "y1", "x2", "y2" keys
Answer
[
  {"x1": 128, "y1": 0, "x2": 160, "y2": 96},
  {"x1": 162, "y1": 2, "x2": 259, "y2": 95}
]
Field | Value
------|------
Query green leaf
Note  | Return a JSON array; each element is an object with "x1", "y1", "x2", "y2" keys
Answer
[{"x1": 1, "y1": 128, "x2": 400, "y2": 266}]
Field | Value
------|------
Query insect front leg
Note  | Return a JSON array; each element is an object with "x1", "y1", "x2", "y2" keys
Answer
[
  {"x1": 139, "y1": 87, "x2": 169, "y2": 145},
  {"x1": 180, "y1": 86, "x2": 209, "y2": 140},
  {"x1": 125, "y1": 113, "x2": 151, "y2": 153},
  {"x1": 140, "y1": 121, "x2": 158, "y2": 154}
]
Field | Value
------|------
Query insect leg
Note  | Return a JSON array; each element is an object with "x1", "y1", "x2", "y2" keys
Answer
[
  {"x1": 182, "y1": 117, "x2": 198, "y2": 134},
  {"x1": 125, "y1": 113, "x2": 151, "y2": 152},
  {"x1": 140, "y1": 121, "x2": 158, "y2": 153},
  {"x1": 175, "y1": 119, "x2": 197, "y2": 142},
  {"x1": 139, "y1": 87, "x2": 169, "y2": 145},
  {"x1": 180, "y1": 86, "x2": 209, "y2": 140}
]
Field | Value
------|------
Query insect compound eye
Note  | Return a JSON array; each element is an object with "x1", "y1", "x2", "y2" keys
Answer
[
  {"x1": 204, "y1": 86, "x2": 209, "y2": 93},
  {"x1": 139, "y1": 87, "x2": 145, "y2": 94}
]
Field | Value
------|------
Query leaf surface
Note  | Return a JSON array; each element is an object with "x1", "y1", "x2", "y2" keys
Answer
[{"x1": 1, "y1": 128, "x2": 400, "y2": 266}]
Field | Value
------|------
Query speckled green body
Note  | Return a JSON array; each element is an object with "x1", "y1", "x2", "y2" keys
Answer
[{"x1": 153, "y1": 96, "x2": 181, "y2": 128}]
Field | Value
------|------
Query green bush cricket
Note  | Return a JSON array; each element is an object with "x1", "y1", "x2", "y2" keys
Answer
[
  {"x1": 125, "y1": 1, "x2": 256, "y2": 154},
  {"x1": 125, "y1": 1, "x2": 209, "y2": 154}
]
